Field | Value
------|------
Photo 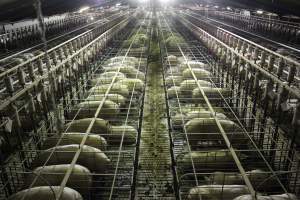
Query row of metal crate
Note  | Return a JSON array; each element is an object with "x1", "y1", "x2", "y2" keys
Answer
[
  {"x1": 158, "y1": 11, "x2": 299, "y2": 200},
  {"x1": 0, "y1": 12, "x2": 150, "y2": 200}
]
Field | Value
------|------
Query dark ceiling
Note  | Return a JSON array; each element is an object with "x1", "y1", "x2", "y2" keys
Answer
[{"x1": 0, "y1": 0, "x2": 299, "y2": 22}]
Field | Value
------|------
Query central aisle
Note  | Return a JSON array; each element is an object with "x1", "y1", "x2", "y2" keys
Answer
[{"x1": 135, "y1": 29, "x2": 176, "y2": 199}]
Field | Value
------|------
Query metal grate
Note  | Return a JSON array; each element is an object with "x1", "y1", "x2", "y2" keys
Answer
[{"x1": 158, "y1": 11, "x2": 300, "y2": 200}]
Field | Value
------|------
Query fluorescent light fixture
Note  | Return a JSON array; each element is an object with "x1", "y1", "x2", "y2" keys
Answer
[
  {"x1": 158, "y1": 0, "x2": 174, "y2": 5},
  {"x1": 256, "y1": 10, "x2": 263, "y2": 14},
  {"x1": 79, "y1": 6, "x2": 90, "y2": 13}
]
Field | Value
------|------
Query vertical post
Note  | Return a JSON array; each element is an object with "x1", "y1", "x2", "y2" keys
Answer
[{"x1": 33, "y1": 0, "x2": 47, "y2": 53}]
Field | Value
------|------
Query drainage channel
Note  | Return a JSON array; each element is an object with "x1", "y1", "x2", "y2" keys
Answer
[{"x1": 134, "y1": 26, "x2": 176, "y2": 200}]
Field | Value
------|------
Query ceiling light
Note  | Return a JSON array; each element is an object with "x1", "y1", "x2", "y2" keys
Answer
[
  {"x1": 256, "y1": 10, "x2": 263, "y2": 14},
  {"x1": 158, "y1": 0, "x2": 173, "y2": 4},
  {"x1": 79, "y1": 6, "x2": 90, "y2": 13}
]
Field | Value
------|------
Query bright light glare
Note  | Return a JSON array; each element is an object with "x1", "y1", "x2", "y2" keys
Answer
[
  {"x1": 79, "y1": 6, "x2": 90, "y2": 13},
  {"x1": 158, "y1": 0, "x2": 174, "y2": 4},
  {"x1": 226, "y1": 6, "x2": 231, "y2": 10},
  {"x1": 90, "y1": 16, "x2": 94, "y2": 20},
  {"x1": 214, "y1": 6, "x2": 219, "y2": 9},
  {"x1": 116, "y1": 3, "x2": 121, "y2": 6},
  {"x1": 256, "y1": 10, "x2": 264, "y2": 14}
]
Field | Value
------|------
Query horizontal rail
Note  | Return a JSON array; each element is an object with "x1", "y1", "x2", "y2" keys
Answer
[
  {"x1": 214, "y1": 10, "x2": 300, "y2": 29},
  {"x1": 0, "y1": 11, "x2": 119, "y2": 63},
  {"x1": 0, "y1": 15, "x2": 131, "y2": 111},
  {"x1": 178, "y1": 12, "x2": 300, "y2": 99},
  {"x1": 0, "y1": 12, "x2": 129, "y2": 108},
  {"x1": 186, "y1": 7, "x2": 300, "y2": 28},
  {"x1": 182, "y1": 11, "x2": 300, "y2": 69},
  {"x1": 0, "y1": 12, "x2": 126, "y2": 79}
]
